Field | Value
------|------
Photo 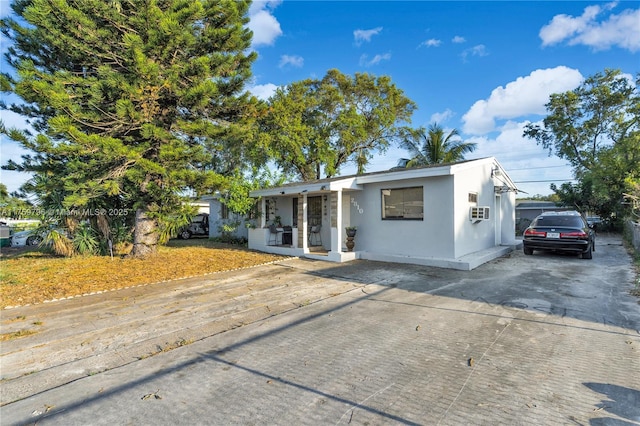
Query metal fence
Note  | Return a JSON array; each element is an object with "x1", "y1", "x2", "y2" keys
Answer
[{"x1": 626, "y1": 220, "x2": 640, "y2": 251}]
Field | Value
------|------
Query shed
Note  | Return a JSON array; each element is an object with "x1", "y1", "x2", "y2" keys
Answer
[{"x1": 515, "y1": 200, "x2": 570, "y2": 234}]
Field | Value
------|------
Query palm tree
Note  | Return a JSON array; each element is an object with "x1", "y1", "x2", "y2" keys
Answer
[{"x1": 400, "y1": 123, "x2": 476, "y2": 167}]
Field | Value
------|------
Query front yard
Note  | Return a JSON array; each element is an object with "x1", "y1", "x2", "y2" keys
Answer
[{"x1": 0, "y1": 239, "x2": 287, "y2": 309}]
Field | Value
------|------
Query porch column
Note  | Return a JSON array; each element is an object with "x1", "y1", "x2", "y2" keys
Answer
[
  {"x1": 298, "y1": 193, "x2": 308, "y2": 250},
  {"x1": 331, "y1": 189, "x2": 343, "y2": 253}
]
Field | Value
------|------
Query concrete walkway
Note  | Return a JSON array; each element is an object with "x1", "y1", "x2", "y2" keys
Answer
[{"x1": 1, "y1": 235, "x2": 639, "y2": 425}]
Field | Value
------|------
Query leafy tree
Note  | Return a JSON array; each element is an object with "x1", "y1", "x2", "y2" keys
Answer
[
  {"x1": 215, "y1": 168, "x2": 288, "y2": 238},
  {"x1": 0, "y1": 182, "x2": 34, "y2": 218},
  {"x1": 258, "y1": 69, "x2": 417, "y2": 181},
  {"x1": 516, "y1": 193, "x2": 561, "y2": 203},
  {"x1": 624, "y1": 179, "x2": 640, "y2": 220},
  {"x1": 400, "y1": 122, "x2": 476, "y2": 167},
  {"x1": 523, "y1": 69, "x2": 640, "y2": 225},
  {"x1": 1, "y1": 0, "x2": 258, "y2": 257}
]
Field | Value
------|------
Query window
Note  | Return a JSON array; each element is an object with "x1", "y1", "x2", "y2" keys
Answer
[
  {"x1": 220, "y1": 203, "x2": 229, "y2": 220},
  {"x1": 382, "y1": 187, "x2": 423, "y2": 220},
  {"x1": 532, "y1": 216, "x2": 583, "y2": 228}
]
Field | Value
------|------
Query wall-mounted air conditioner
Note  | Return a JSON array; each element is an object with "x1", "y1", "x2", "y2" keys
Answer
[{"x1": 470, "y1": 206, "x2": 490, "y2": 223}]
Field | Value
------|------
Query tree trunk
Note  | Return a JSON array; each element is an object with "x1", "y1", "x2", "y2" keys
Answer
[{"x1": 131, "y1": 207, "x2": 159, "y2": 257}]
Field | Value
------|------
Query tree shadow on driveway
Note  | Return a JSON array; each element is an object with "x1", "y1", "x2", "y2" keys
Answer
[{"x1": 584, "y1": 383, "x2": 640, "y2": 425}]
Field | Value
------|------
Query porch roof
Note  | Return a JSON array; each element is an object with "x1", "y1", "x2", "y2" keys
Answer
[{"x1": 249, "y1": 175, "x2": 361, "y2": 197}]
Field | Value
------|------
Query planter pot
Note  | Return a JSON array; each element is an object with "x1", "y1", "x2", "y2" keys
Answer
[{"x1": 346, "y1": 236, "x2": 355, "y2": 251}]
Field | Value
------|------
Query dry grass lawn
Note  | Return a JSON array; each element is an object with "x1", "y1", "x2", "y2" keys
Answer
[{"x1": 0, "y1": 239, "x2": 288, "y2": 309}]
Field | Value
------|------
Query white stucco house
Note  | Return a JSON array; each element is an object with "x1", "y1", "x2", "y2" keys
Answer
[
  {"x1": 248, "y1": 157, "x2": 521, "y2": 270},
  {"x1": 201, "y1": 195, "x2": 251, "y2": 241}
]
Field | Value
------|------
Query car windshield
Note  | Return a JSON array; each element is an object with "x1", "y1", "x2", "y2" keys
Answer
[{"x1": 533, "y1": 216, "x2": 584, "y2": 228}]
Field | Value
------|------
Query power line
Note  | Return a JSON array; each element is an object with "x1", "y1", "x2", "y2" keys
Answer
[
  {"x1": 505, "y1": 164, "x2": 571, "y2": 172},
  {"x1": 514, "y1": 179, "x2": 577, "y2": 183}
]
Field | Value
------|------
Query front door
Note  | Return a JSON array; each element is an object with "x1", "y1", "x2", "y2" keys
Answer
[{"x1": 307, "y1": 196, "x2": 322, "y2": 247}]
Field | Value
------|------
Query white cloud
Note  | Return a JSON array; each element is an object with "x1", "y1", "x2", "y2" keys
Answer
[
  {"x1": 466, "y1": 120, "x2": 573, "y2": 195},
  {"x1": 339, "y1": 118, "x2": 575, "y2": 195},
  {"x1": 452, "y1": 36, "x2": 466, "y2": 44},
  {"x1": 354, "y1": 27, "x2": 383, "y2": 46},
  {"x1": 359, "y1": 53, "x2": 391, "y2": 67},
  {"x1": 461, "y1": 66, "x2": 584, "y2": 135},
  {"x1": 429, "y1": 109, "x2": 454, "y2": 124},
  {"x1": 248, "y1": 83, "x2": 278, "y2": 100},
  {"x1": 419, "y1": 38, "x2": 441, "y2": 48},
  {"x1": 278, "y1": 54, "x2": 304, "y2": 68},
  {"x1": 540, "y1": 2, "x2": 640, "y2": 52},
  {"x1": 247, "y1": 2, "x2": 283, "y2": 47},
  {"x1": 460, "y1": 44, "x2": 488, "y2": 61}
]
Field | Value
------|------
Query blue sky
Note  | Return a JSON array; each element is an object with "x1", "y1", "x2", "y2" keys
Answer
[{"x1": 1, "y1": 1, "x2": 639, "y2": 196}]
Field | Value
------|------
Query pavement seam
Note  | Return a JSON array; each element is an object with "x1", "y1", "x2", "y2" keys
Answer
[
  {"x1": 2, "y1": 256, "x2": 299, "y2": 310},
  {"x1": 437, "y1": 322, "x2": 512, "y2": 425}
]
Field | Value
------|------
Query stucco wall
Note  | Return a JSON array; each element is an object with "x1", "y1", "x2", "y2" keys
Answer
[
  {"x1": 347, "y1": 175, "x2": 456, "y2": 259},
  {"x1": 452, "y1": 163, "x2": 495, "y2": 258},
  {"x1": 208, "y1": 199, "x2": 248, "y2": 240}
]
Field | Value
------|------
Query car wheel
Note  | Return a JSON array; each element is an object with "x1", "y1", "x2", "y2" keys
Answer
[
  {"x1": 180, "y1": 230, "x2": 191, "y2": 240},
  {"x1": 581, "y1": 246, "x2": 593, "y2": 259},
  {"x1": 26, "y1": 235, "x2": 42, "y2": 246},
  {"x1": 523, "y1": 247, "x2": 533, "y2": 255}
]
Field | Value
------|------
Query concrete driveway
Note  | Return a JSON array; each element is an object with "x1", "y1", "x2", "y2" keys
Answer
[{"x1": 1, "y1": 234, "x2": 639, "y2": 425}]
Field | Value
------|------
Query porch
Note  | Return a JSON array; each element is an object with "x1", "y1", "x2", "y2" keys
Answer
[{"x1": 248, "y1": 179, "x2": 362, "y2": 263}]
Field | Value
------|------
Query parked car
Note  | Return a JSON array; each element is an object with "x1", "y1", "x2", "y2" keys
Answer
[
  {"x1": 586, "y1": 216, "x2": 602, "y2": 231},
  {"x1": 178, "y1": 213, "x2": 209, "y2": 239},
  {"x1": 11, "y1": 229, "x2": 44, "y2": 247},
  {"x1": 523, "y1": 211, "x2": 595, "y2": 259}
]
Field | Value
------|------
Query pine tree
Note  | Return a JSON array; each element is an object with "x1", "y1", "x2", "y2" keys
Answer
[{"x1": 1, "y1": 0, "x2": 258, "y2": 257}]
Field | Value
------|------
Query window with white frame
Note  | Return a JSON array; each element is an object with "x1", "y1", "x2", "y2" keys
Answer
[{"x1": 382, "y1": 187, "x2": 424, "y2": 220}]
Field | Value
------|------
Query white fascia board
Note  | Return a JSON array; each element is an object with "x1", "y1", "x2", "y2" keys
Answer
[
  {"x1": 326, "y1": 177, "x2": 361, "y2": 191},
  {"x1": 355, "y1": 164, "x2": 454, "y2": 184},
  {"x1": 249, "y1": 177, "x2": 362, "y2": 198},
  {"x1": 249, "y1": 188, "x2": 291, "y2": 197}
]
